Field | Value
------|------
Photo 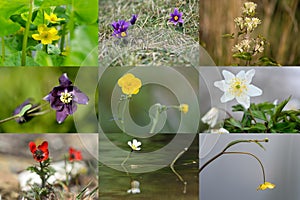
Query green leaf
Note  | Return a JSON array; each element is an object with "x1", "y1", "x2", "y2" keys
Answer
[
  {"x1": 35, "y1": 0, "x2": 71, "y2": 8},
  {"x1": 0, "y1": 17, "x2": 20, "y2": 37},
  {"x1": 0, "y1": 0, "x2": 29, "y2": 19},
  {"x1": 222, "y1": 33, "x2": 234, "y2": 39},
  {"x1": 227, "y1": 118, "x2": 243, "y2": 129},
  {"x1": 244, "y1": 123, "x2": 267, "y2": 132},
  {"x1": 258, "y1": 56, "x2": 280, "y2": 66},
  {"x1": 3, "y1": 51, "x2": 39, "y2": 66},
  {"x1": 73, "y1": 0, "x2": 98, "y2": 24},
  {"x1": 64, "y1": 24, "x2": 98, "y2": 66},
  {"x1": 232, "y1": 104, "x2": 245, "y2": 112},
  {"x1": 251, "y1": 110, "x2": 267, "y2": 121},
  {"x1": 271, "y1": 122, "x2": 297, "y2": 133},
  {"x1": 233, "y1": 52, "x2": 252, "y2": 61},
  {"x1": 272, "y1": 97, "x2": 291, "y2": 122},
  {"x1": 47, "y1": 44, "x2": 61, "y2": 55}
]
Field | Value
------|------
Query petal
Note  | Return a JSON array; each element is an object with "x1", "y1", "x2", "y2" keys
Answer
[
  {"x1": 236, "y1": 95, "x2": 250, "y2": 109},
  {"x1": 245, "y1": 69, "x2": 256, "y2": 84},
  {"x1": 214, "y1": 80, "x2": 227, "y2": 91},
  {"x1": 65, "y1": 103, "x2": 77, "y2": 115},
  {"x1": 29, "y1": 142, "x2": 37, "y2": 153},
  {"x1": 59, "y1": 73, "x2": 72, "y2": 87},
  {"x1": 32, "y1": 34, "x2": 41, "y2": 40},
  {"x1": 43, "y1": 94, "x2": 51, "y2": 102},
  {"x1": 56, "y1": 110, "x2": 69, "y2": 124},
  {"x1": 128, "y1": 141, "x2": 132, "y2": 147},
  {"x1": 38, "y1": 141, "x2": 48, "y2": 152},
  {"x1": 247, "y1": 84, "x2": 262, "y2": 97},
  {"x1": 222, "y1": 70, "x2": 235, "y2": 82},
  {"x1": 220, "y1": 92, "x2": 235, "y2": 103},
  {"x1": 72, "y1": 87, "x2": 89, "y2": 104},
  {"x1": 236, "y1": 70, "x2": 246, "y2": 80}
]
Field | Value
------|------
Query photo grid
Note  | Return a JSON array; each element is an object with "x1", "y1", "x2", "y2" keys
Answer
[{"x1": 0, "y1": 0, "x2": 299, "y2": 199}]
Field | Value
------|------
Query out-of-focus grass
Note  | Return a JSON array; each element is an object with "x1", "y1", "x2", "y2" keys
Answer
[
  {"x1": 200, "y1": 0, "x2": 300, "y2": 66},
  {"x1": 99, "y1": 0, "x2": 199, "y2": 67}
]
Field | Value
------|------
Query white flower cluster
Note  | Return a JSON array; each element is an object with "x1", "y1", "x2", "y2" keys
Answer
[
  {"x1": 242, "y1": 2, "x2": 257, "y2": 16},
  {"x1": 232, "y1": 37, "x2": 265, "y2": 55}
]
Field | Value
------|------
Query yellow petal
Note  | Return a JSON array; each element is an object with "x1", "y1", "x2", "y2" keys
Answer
[{"x1": 32, "y1": 34, "x2": 42, "y2": 40}]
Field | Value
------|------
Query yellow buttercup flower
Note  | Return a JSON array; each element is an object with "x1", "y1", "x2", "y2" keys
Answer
[
  {"x1": 45, "y1": 13, "x2": 65, "y2": 24},
  {"x1": 32, "y1": 24, "x2": 60, "y2": 45},
  {"x1": 179, "y1": 104, "x2": 189, "y2": 114},
  {"x1": 118, "y1": 73, "x2": 142, "y2": 96},
  {"x1": 257, "y1": 182, "x2": 276, "y2": 191}
]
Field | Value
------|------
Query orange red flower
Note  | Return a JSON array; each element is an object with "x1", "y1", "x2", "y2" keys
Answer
[{"x1": 29, "y1": 141, "x2": 49, "y2": 162}]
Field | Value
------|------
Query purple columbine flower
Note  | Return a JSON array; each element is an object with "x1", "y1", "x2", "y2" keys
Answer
[
  {"x1": 130, "y1": 14, "x2": 138, "y2": 25},
  {"x1": 169, "y1": 8, "x2": 184, "y2": 25},
  {"x1": 13, "y1": 99, "x2": 40, "y2": 123},
  {"x1": 43, "y1": 73, "x2": 89, "y2": 124},
  {"x1": 111, "y1": 20, "x2": 130, "y2": 38}
]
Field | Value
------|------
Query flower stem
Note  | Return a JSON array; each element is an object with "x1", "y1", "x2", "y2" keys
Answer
[
  {"x1": 121, "y1": 151, "x2": 132, "y2": 176},
  {"x1": 21, "y1": 0, "x2": 34, "y2": 66},
  {"x1": 1, "y1": 37, "x2": 5, "y2": 63},
  {"x1": 60, "y1": 24, "x2": 66, "y2": 52},
  {"x1": 170, "y1": 148, "x2": 188, "y2": 194},
  {"x1": 223, "y1": 151, "x2": 266, "y2": 183},
  {"x1": 0, "y1": 115, "x2": 21, "y2": 124},
  {"x1": 248, "y1": 108, "x2": 257, "y2": 123},
  {"x1": 40, "y1": 161, "x2": 46, "y2": 188},
  {"x1": 149, "y1": 107, "x2": 160, "y2": 134}
]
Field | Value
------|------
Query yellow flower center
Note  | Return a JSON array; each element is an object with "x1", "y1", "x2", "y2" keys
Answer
[
  {"x1": 121, "y1": 32, "x2": 127, "y2": 37},
  {"x1": 229, "y1": 78, "x2": 247, "y2": 97},
  {"x1": 60, "y1": 92, "x2": 72, "y2": 104},
  {"x1": 174, "y1": 16, "x2": 179, "y2": 21}
]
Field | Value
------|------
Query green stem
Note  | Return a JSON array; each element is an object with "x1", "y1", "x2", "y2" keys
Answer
[
  {"x1": 60, "y1": 24, "x2": 66, "y2": 52},
  {"x1": 21, "y1": 0, "x2": 34, "y2": 66},
  {"x1": 40, "y1": 161, "x2": 46, "y2": 188},
  {"x1": 170, "y1": 148, "x2": 188, "y2": 194},
  {"x1": 223, "y1": 151, "x2": 266, "y2": 183},
  {"x1": 1, "y1": 37, "x2": 5, "y2": 63},
  {"x1": 121, "y1": 151, "x2": 132, "y2": 176},
  {"x1": 118, "y1": 98, "x2": 129, "y2": 133},
  {"x1": 0, "y1": 115, "x2": 21, "y2": 124},
  {"x1": 248, "y1": 108, "x2": 257, "y2": 123},
  {"x1": 149, "y1": 108, "x2": 160, "y2": 134}
]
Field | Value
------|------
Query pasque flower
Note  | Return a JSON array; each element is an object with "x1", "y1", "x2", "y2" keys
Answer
[
  {"x1": 130, "y1": 14, "x2": 138, "y2": 25},
  {"x1": 118, "y1": 73, "x2": 142, "y2": 96},
  {"x1": 29, "y1": 141, "x2": 49, "y2": 162},
  {"x1": 214, "y1": 69, "x2": 262, "y2": 109},
  {"x1": 169, "y1": 8, "x2": 184, "y2": 25},
  {"x1": 111, "y1": 20, "x2": 130, "y2": 38},
  {"x1": 128, "y1": 139, "x2": 142, "y2": 151},
  {"x1": 44, "y1": 73, "x2": 89, "y2": 124},
  {"x1": 69, "y1": 147, "x2": 82, "y2": 162},
  {"x1": 32, "y1": 24, "x2": 60, "y2": 45}
]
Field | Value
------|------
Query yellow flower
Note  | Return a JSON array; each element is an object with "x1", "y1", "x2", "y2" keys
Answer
[
  {"x1": 257, "y1": 182, "x2": 276, "y2": 191},
  {"x1": 179, "y1": 104, "x2": 189, "y2": 114},
  {"x1": 32, "y1": 24, "x2": 60, "y2": 45},
  {"x1": 45, "y1": 13, "x2": 65, "y2": 24},
  {"x1": 118, "y1": 73, "x2": 142, "y2": 96}
]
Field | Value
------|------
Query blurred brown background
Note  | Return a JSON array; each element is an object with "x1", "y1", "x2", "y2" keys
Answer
[{"x1": 199, "y1": 0, "x2": 300, "y2": 65}]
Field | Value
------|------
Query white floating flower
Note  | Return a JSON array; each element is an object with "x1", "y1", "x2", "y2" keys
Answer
[
  {"x1": 214, "y1": 69, "x2": 262, "y2": 109},
  {"x1": 201, "y1": 107, "x2": 219, "y2": 128},
  {"x1": 127, "y1": 180, "x2": 141, "y2": 194},
  {"x1": 128, "y1": 139, "x2": 142, "y2": 151}
]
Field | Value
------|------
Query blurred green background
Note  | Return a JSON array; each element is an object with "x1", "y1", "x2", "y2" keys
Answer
[{"x1": 0, "y1": 67, "x2": 98, "y2": 133}]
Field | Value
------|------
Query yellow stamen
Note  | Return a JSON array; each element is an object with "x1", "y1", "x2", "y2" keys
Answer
[
  {"x1": 174, "y1": 16, "x2": 179, "y2": 21},
  {"x1": 229, "y1": 78, "x2": 247, "y2": 97},
  {"x1": 121, "y1": 32, "x2": 127, "y2": 37},
  {"x1": 60, "y1": 92, "x2": 72, "y2": 104}
]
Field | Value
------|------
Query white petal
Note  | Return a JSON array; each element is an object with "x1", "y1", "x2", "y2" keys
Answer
[
  {"x1": 236, "y1": 95, "x2": 250, "y2": 109},
  {"x1": 128, "y1": 141, "x2": 132, "y2": 147},
  {"x1": 214, "y1": 80, "x2": 226, "y2": 91},
  {"x1": 247, "y1": 84, "x2": 262, "y2": 97},
  {"x1": 221, "y1": 92, "x2": 235, "y2": 103},
  {"x1": 136, "y1": 141, "x2": 141, "y2": 147},
  {"x1": 222, "y1": 70, "x2": 235, "y2": 82},
  {"x1": 135, "y1": 147, "x2": 141, "y2": 151},
  {"x1": 236, "y1": 70, "x2": 246, "y2": 80},
  {"x1": 245, "y1": 69, "x2": 255, "y2": 84}
]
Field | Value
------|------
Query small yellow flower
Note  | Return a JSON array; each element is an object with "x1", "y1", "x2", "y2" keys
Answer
[
  {"x1": 179, "y1": 104, "x2": 189, "y2": 114},
  {"x1": 45, "y1": 13, "x2": 65, "y2": 24},
  {"x1": 32, "y1": 24, "x2": 60, "y2": 45},
  {"x1": 118, "y1": 73, "x2": 142, "y2": 96},
  {"x1": 257, "y1": 182, "x2": 276, "y2": 191}
]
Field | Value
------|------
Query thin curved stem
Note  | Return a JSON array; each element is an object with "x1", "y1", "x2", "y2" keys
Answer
[
  {"x1": 121, "y1": 151, "x2": 132, "y2": 176},
  {"x1": 170, "y1": 148, "x2": 188, "y2": 194},
  {"x1": 223, "y1": 151, "x2": 265, "y2": 183}
]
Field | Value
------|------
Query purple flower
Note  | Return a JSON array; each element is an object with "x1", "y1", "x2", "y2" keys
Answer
[
  {"x1": 43, "y1": 73, "x2": 89, "y2": 124},
  {"x1": 13, "y1": 99, "x2": 40, "y2": 124},
  {"x1": 111, "y1": 20, "x2": 130, "y2": 38},
  {"x1": 130, "y1": 14, "x2": 138, "y2": 25},
  {"x1": 169, "y1": 8, "x2": 184, "y2": 25}
]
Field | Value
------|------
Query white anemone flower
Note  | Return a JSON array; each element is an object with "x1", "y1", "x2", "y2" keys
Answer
[
  {"x1": 201, "y1": 107, "x2": 219, "y2": 128},
  {"x1": 128, "y1": 139, "x2": 142, "y2": 151},
  {"x1": 214, "y1": 69, "x2": 262, "y2": 109}
]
